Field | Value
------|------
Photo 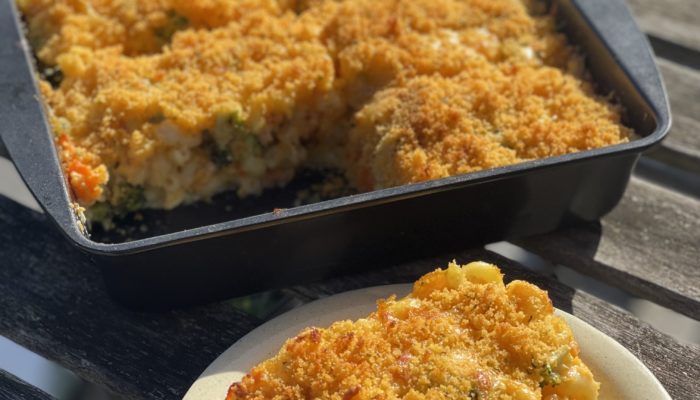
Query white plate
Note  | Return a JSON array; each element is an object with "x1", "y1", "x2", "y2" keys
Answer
[{"x1": 184, "y1": 284, "x2": 670, "y2": 400}]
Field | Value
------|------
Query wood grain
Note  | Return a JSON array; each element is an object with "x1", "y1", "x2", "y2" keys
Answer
[
  {"x1": 627, "y1": 0, "x2": 700, "y2": 52},
  {"x1": 648, "y1": 58, "x2": 700, "y2": 172},
  {"x1": 617, "y1": 0, "x2": 700, "y2": 172},
  {"x1": 0, "y1": 197, "x2": 260, "y2": 400},
  {"x1": 0, "y1": 370, "x2": 51, "y2": 400},
  {"x1": 3, "y1": 187, "x2": 697, "y2": 399},
  {"x1": 285, "y1": 249, "x2": 700, "y2": 400},
  {"x1": 515, "y1": 176, "x2": 700, "y2": 320}
]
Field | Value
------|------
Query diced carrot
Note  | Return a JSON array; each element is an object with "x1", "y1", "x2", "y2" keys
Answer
[{"x1": 57, "y1": 135, "x2": 107, "y2": 205}]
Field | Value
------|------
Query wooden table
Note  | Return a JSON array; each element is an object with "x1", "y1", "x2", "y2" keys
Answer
[{"x1": 1, "y1": 0, "x2": 698, "y2": 399}]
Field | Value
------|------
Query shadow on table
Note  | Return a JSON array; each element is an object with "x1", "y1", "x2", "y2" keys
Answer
[{"x1": 0, "y1": 196, "x2": 260, "y2": 400}]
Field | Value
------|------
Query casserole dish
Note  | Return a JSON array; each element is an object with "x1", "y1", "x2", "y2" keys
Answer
[{"x1": 0, "y1": 0, "x2": 670, "y2": 309}]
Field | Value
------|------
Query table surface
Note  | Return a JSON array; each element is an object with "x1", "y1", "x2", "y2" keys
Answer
[{"x1": 1, "y1": 0, "x2": 699, "y2": 399}]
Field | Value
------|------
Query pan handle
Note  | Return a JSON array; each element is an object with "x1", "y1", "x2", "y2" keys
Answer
[{"x1": 570, "y1": 0, "x2": 671, "y2": 138}]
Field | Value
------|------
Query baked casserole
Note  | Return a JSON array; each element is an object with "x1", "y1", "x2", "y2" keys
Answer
[{"x1": 18, "y1": 0, "x2": 631, "y2": 221}]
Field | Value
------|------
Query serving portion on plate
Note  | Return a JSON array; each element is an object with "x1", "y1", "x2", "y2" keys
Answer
[
  {"x1": 184, "y1": 261, "x2": 670, "y2": 400},
  {"x1": 18, "y1": 0, "x2": 631, "y2": 224}
]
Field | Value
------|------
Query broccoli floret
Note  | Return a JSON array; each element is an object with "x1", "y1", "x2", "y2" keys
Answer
[
  {"x1": 530, "y1": 358, "x2": 563, "y2": 388},
  {"x1": 116, "y1": 183, "x2": 146, "y2": 214},
  {"x1": 226, "y1": 112, "x2": 247, "y2": 132},
  {"x1": 87, "y1": 202, "x2": 114, "y2": 223},
  {"x1": 540, "y1": 363, "x2": 562, "y2": 387},
  {"x1": 203, "y1": 131, "x2": 234, "y2": 167},
  {"x1": 207, "y1": 112, "x2": 265, "y2": 166},
  {"x1": 214, "y1": 112, "x2": 248, "y2": 144},
  {"x1": 85, "y1": 184, "x2": 145, "y2": 227}
]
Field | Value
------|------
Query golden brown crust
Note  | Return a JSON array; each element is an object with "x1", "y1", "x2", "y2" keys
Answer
[
  {"x1": 346, "y1": 67, "x2": 629, "y2": 190},
  {"x1": 19, "y1": 0, "x2": 630, "y2": 211},
  {"x1": 17, "y1": 0, "x2": 295, "y2": 64},
  {"x1": 31, "y1": 3, "x2": 334, "y2": 206},
  {"x1": 226, "y1": 262, "x2": 599, "y2": 400}
]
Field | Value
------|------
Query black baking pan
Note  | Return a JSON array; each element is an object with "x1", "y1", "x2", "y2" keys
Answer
[{"x1": 0, "y1": 0, "x2": 670, "y2": 309}]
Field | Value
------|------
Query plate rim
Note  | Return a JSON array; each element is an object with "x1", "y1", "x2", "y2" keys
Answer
[{"x1": 184, "y1": 284, "x2": 671, "y2": 400}]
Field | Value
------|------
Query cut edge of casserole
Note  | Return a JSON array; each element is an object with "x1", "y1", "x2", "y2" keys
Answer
[{"x1": 18, "y1": 0, "x2": 632, "y2": 225}]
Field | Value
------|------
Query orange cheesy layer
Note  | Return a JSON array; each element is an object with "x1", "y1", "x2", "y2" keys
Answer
[{"x1": 227, "y1": 262, "x2": 599, "y2": 400}]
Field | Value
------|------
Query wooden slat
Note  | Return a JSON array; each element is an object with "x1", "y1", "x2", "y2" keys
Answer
[
  {"x1": 624, "y1": 0, "x2": 700, "y2": 172},
  {"x1": 0, "y1": 197, "x2": 261, "y2": 400},
  {"x1": 648, "y1": 58, "x2": 700, "y2": 172},
  {"x1": 627, "y1": 0, "x2": 700, "y2": 53},
  {"x1": 0, "y1": 371, "x2": 51, "y2": 400},
  {"x1": 5, "y1": 187, "x2": 693, "y2": 398},
  {"x1": 515, "y1": 176, "x2": 700, "y2": 320},
  {"x1": 285, "y1": 249, "x2": 699, "y2": 400},
  {"x1": 0, "y1": 185, "x2": 696, "y2": 399}
]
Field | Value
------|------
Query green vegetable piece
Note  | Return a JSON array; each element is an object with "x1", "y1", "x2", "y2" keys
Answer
[
  {"x1": 227, "y1": 113, "x2": 247, "y2": 131},
  {"x1": 209, "y1": 112, "x2": 260, "y2": 165},
  {"x1": 540, "y1": 363, "x2": 562, "y2": 387},
  {"x1": 85, "y1": 184, "x2": 144, "y2": 226},
  {"x1": 213, "y1": 112, "x2": 248, "y2": 144},
  {"x1": 203, "y1": 131, "x2": 234, "y2": 167},
  {"x1": 116, "y1": 183, "x2": 146, "y2": 214},
  {"x1": 87, "y1": 202, "x2": 114, "y2": 223},
  {"x1": 468, "y1": 388, "x2": 480, "y2": 400}
]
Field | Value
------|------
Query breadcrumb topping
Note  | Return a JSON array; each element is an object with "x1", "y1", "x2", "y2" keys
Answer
[
  {"x1": 19, "y1": 0, "x2": 631, "y2": 215},
  {"x1": 226, "y1": 262, "x2": 599, "y2": 399}
]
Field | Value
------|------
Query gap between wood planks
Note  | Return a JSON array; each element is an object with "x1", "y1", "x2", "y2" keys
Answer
[
  {"x1": 486, "y1": 241, "x2": 700, "y2": 345},
  {"x1": 0, "y1": 369, "x2": 51, "y2": 400},
  {"x1": 626, "y1": 0, "x2": 700, "y2": 54},
  {"x1": 514, "y1": 172, "x2": 700, "y2": 321},
  {"x1": 635, "y1": 157, "x2": 700, "y2": 199},
  {"x1": 645, "y1": 56, "x2": 700, "y2": 174},
  {"x1": 627, "y1": 0, "x2": 700, "y2": 172}
]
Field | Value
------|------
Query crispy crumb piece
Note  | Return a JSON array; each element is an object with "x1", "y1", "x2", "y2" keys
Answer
[{"x1": 227, "y1": 261, "x2": 599, "y2": 400}]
